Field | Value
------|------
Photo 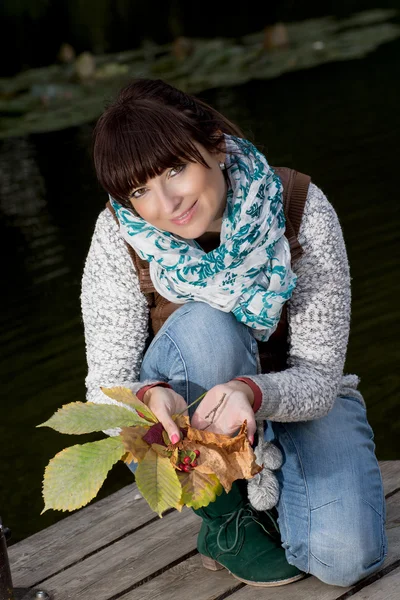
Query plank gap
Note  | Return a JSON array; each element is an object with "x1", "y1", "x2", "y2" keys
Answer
[
  {"x1": 105, "y1": 548, "x2": 199, "y2": 600},
  {"x1": 214, "y1": 583, "x2": 246, "y2": 599},
  {"x1": 30, "y1": 508, "x2": 175, "y2": 589},
  {"x1": 333, "y1": 557, "x2": 400, "y2": 600},
  {"x1": 386, "y1": 487, "x2": 400, "y2": 500}
]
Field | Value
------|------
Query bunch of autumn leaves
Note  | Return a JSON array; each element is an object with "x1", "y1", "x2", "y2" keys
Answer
[{"x1": 39, "y1": 387, "x2": 262, "y2": 516}]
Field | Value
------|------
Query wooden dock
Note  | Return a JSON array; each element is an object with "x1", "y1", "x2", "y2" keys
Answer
[{"x1": 8, "y1": 461, "x2": 400, "y2": 600}]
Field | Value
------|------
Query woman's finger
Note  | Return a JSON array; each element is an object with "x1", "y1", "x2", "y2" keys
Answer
[
  {"x1": 246, "y1": 415, "x2": 257, "y2": 445},
  {"x1": 154, "y1": 405, "x2": 182, "y2": 444}
]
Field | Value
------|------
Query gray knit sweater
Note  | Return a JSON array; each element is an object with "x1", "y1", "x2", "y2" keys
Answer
[{"x1": 81, "y1": 182, "x2": 363, "y2": 428}]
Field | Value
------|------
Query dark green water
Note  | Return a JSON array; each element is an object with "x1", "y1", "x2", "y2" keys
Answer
[{"x1": 1, "y1": 38, "x2": 399, "y2": 543}]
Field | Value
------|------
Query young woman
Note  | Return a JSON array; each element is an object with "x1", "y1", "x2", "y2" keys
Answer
[{"x1": 82, "y1": 78, "x2": 387, "y2": 588}]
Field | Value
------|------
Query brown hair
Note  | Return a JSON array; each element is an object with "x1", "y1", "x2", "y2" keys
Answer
[{"x1": 93, "y1": 79, "x2": 244, "y2": 209}]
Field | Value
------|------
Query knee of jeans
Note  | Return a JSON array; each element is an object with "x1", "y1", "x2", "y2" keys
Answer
[
  {"x1": 312, "y1": 552, "x2": 386, "y2": 587},
  {"x1": 309, "y1": 496, "x2": 386, "y2": 586},
  {"x1": 160, "y1": 301, "x2": 258, "y2": 375}
]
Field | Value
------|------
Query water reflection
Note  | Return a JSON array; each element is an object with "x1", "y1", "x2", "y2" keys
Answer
[
  {"x1": 1, "y1": 36, "x2": 399, "y2": 543},
  {"x1": 0, "y1": 138, "x2": 70, "y2": 287}
]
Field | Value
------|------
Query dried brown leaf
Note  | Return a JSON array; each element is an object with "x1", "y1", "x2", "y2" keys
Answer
[
  {"x1": 180, "y1": 422, "x2": 261, "y2": 493},
  {"x1": 186, "y1": 426, "x2": 232, "y2": 447},
  {"x1": 120, "y1": 426, "x2": 150, "y2": 463}
]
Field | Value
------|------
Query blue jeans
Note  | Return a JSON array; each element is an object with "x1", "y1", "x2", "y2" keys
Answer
[{"x1": 137, "y1": 301, "x2": 387, "y2": 587}]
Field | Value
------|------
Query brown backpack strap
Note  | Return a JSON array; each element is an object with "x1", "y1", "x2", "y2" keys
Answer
[
  {"x1": 273, "y1": 167, "x2": 311, "y2": 263},
  {"x1": 106, "y1": 201, "x2": 157, "y2": 299}
]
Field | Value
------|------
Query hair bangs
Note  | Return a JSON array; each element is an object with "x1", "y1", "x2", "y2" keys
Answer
[{"x1": 94, "y1": 102, "x2": 209, "y2": 206}]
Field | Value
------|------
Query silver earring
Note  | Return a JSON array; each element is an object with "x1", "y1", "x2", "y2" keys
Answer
[{"x1": 219, "y1": 162, "x2": 226, "y2": 170}]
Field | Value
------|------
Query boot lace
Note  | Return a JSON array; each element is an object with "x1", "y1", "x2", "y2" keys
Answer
[{"x1": 216, "y1": 504, "x2": 279, "y2": 553}]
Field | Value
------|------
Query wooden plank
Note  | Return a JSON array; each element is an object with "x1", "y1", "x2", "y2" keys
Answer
[
  {"x1": 34, "y1": 508, "x2": 201, "y2": 600},
  {"x1": 226, "y1": 489, "x2": 400, "y2": 600},
  {"x1": 350, "y1": 566, "x2": 400, "y2": 600},
  {"x1": 379, "y1": 461, "x2": 400, "y2": 496},
  {"x1": 9, "y1": 483, "x2": 156, "y2": 587},
  {"x1": 117, "y1": 554, "x2": 240, "y2": 600},
  {"x1": 8, "y1": 461, "x2": 399, "y2": 595},
  {"x1": 116, "y1": 489, "x2": 400, "y2": 600}
]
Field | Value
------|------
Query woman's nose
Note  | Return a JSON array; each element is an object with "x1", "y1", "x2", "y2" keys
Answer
[{"x1": 157, "y1": 184, "x2": 183, "y2": 215}]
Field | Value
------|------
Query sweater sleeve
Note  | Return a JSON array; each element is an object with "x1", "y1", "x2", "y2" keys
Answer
[
  {"x1": 239, "y1": 182, "x2": 356, "y2": 422},
  {"x1": 81, "y1": 209, "x2": 169, "y2": 431}
]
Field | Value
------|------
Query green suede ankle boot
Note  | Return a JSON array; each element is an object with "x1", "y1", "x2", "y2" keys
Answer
[{"x1": 193, "y1": 482, "x2": 304, "y2": 587}]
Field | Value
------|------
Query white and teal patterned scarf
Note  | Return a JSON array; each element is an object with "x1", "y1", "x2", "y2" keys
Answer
[{"x1": 110, "y1": 135, "x2": 296, "y2": 341}]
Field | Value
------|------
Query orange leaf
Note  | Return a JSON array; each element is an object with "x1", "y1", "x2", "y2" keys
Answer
[
  {"x1": 169, "y1": 447, "x2": 179, "y2": 468},
  {"x1": 122, "y1": 451, "x2": 136, "y2": 465},
  {"x1": 186, "y1": 421, "x2": 249, "y2": 451},
  {"x1": 180, "y1": 421, "x2": 261, "y2": 493},
  {"x1": 193, "y1": 445, "x2": 234, "y2": 492},
  {"x1": 186, "y1": 426, "x2": 232, "y2": 447}
]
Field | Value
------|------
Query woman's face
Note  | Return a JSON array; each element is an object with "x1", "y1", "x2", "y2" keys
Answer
[{"x1": 129, "y1": 144, "x2": 227, "y2": 239}]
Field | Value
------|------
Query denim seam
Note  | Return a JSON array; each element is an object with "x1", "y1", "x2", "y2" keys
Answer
[
  {"x1": 376, "y1": 464, "x2": 388, "y2": 563},
  {"x1": 281, "y1": 424, "x2": 312, "y2": 574},
  {"x1": 147, "y1": 305, "x2": 194, "y2": 354},
  {"x1": 310, "y1": 498, "x2": 339, "y2": 512},
  {"x1": 373, "y1": 460, "x2": 388, "y2": 563},
  {"x1": 361, "y1": 497, "x2": 383, "y2": 519},
  {"x1": 163, "y1": 332, "x2": 189, "y2": 403},
  {"x1": 310, "y1": 550, "x2": 332, "y2": 569}
]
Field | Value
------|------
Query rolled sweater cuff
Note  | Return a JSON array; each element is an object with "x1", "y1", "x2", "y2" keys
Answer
[
  {"x1": 233, "y1": 375, "x2": 281, "y2": 419},
  {"x1": 233, "y1": 377, "x2": 262, "y2": 413},
  {"x1": 136, "y1": 381, "x2": 172, "y2": 402}
]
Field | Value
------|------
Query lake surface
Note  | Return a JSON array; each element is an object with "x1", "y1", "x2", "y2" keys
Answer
[{"x1": 1, "y1": 37, "x2": 399, "y2": 543}]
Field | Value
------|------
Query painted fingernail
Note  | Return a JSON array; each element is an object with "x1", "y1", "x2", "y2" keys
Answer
[
  {"x1": 170, "y1": 434, "x2": 180, "y2": 444},
  {"x1": 249, "y1": 436, "x2": 254, "y2": 445}
]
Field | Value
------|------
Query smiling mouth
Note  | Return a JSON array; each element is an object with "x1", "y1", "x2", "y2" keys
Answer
[{"x1": 171, "y1": 200, "x2": 198, "y2": 222}]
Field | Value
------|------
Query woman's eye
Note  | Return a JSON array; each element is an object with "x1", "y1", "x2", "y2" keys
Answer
[
  {"x1": 131, "y1": 188, "x2": 146, "y2": 199},
  {"x1": 169, "y1": 164, "x2": 186, "y2": 177}
]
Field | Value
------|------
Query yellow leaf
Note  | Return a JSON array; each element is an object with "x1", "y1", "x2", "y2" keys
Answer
[
  {"x1": 120, "y1": 426, "x2": 150, "y2": 463},
  {"x1": 179, "y1": 470, "x2": 222, "y2": 509},
  {"x1": 172, "y1": 414, "x2": 190, "y2": 429},
  {"x1": 37, "y1": 401, "x2": 146, "y2": 434},
  {"x1": 42, "y1": 437, "x2": 125, "y2": 513},
  {"x1": 135, "y1": 448, "x2": 182, "y2": 516},
  {"x1": 101, "y1": 387, "x2": 158, "y2": 423},
  {"x1": 162, "y1": 430, "x2": 171, "y2": 446}
]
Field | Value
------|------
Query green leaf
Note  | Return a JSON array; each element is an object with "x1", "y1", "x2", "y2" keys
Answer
[
  {"x1": 101, "y1": 387, "x2": 158, "y2": 423},
  {"x1": 180, "y1": 471, "x2": 223, "y2": 510},
  {"x1": 37, "y1": 401, "x2": 148, "y2": 434},
  {"x1": 42, "y1": 437, "x2": 125, "y2": 512},
  {"x1": 135, "y1": 448, "x2": 182, "y2": 516}
]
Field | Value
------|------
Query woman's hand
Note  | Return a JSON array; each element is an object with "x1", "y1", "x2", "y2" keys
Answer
[
  {"x1": 143, "y1": 386, "x2": 187, "y2": 444},
  {"x1": 191, "y1": 380, "x2": 256, "y2": 443}
]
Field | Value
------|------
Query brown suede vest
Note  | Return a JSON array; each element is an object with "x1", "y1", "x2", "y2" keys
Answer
[{"x1": 107, "y1": 167, "x2": 310, "y2": 373}]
